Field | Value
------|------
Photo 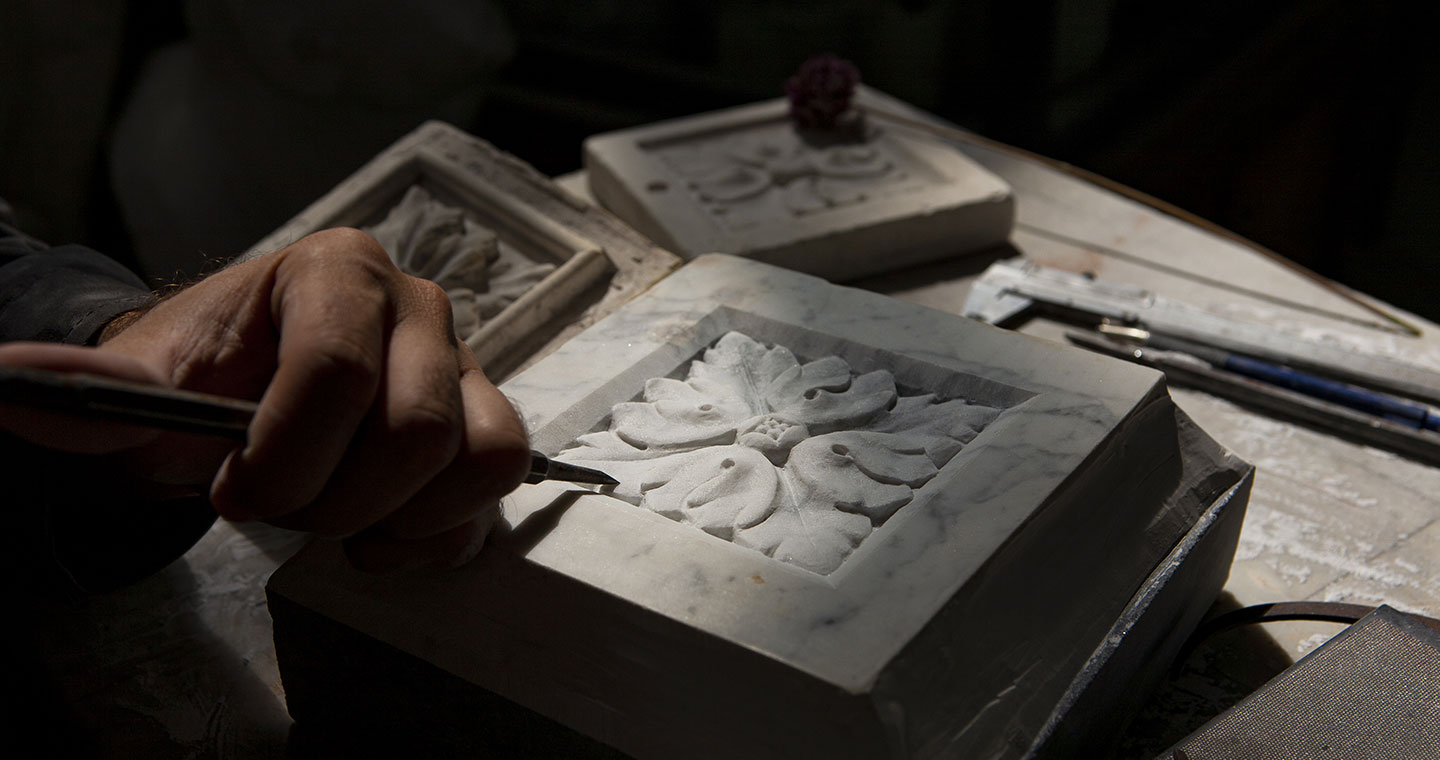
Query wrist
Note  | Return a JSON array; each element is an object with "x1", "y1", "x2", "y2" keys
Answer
[
  {"x1": 95, "y1": 281, "x2": 192, "y2": 345},
  {"x1": 97, "y1": 306, "x2": 149, "y2": 344}
]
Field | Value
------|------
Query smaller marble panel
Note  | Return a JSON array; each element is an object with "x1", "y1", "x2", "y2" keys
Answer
[
  {"x1": 585, "y1": 86, "x2": 1015, "y2": 281},
  {"x1": 243, "y1": 121, "x2": 681, "y2": 379}
]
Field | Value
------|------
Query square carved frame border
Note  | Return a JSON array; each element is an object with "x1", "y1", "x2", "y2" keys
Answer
[
  {"x1": 270, "y1": 254, "x2": 1184, "y2": 759},
  {"x1": 244, "y1": 121, "x2": 682, "y2": 380},
  {"x1": 537, "y1": 306, "x2": 1039, "y2": 576},
  {"x1": 504, "y1": 261, "x2": 1163, "y2": 682}
]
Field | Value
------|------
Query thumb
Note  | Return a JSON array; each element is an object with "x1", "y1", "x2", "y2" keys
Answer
[{"x1": 0, "y1": 342, "x2": 166, "y2": 453}]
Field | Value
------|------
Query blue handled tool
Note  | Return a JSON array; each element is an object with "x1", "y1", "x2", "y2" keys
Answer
[
  {"x1": 1065, "y1": 331, "x2": 1440, "y2": 467},
  {"x1": 1142, "y1": 333, "x2": 1440, "y2": 431},
  {"x1": 965, "y1": 260, "x2": 1440, "y2": 407}
]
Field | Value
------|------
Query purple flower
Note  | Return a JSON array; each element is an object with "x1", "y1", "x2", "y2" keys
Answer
[{"x1": 784, "y1": 54, "x2": 861, "y2": 130}]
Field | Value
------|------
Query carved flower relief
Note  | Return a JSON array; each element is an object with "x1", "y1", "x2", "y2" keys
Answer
[
  {"x1": 364, "y1": 185, "x2": 556, "y2": 349},
  {"x1": 656, "y1": 129, "x2": 909, "y2": 218},
  {"x1": 556, "y1": 332, "x2": 1003, "y2": 574}
]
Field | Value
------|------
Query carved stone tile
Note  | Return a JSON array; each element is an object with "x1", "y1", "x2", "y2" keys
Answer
[
  {"x1": 559, "y1": 331, "x2": 1009, "y2": 574},
  {"x1": 585, "y1": 86, "x2": 1015, "y2": 281},
  {"x1": 242, "y1": 121, "x2": 682, "y2": 379},
  {"x1": 268, "y1": 254, "x2": 1214, "y2": 758}
]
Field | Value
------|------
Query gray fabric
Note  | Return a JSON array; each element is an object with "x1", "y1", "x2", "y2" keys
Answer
[
  {"x1": 1172, "y1": 606, "x2": 1440, "y2": 759},
  {"x1": 0, "y1": 239, "x2": 153, "y2": 344},
  {"x1": 0, "y1": 214, "x2": 215, "y2": 596}
]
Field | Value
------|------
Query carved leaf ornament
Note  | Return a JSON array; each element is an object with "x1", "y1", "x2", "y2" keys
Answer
[
  {"x1": 365, "y1": 185, "x2": 555, "y2": 348},
  {"x1": 557, "y1": 332, "x2": 1002, "y2": 574},
  {"x1": 665, "y1": 131, "x2": 899, "y2": 217}
]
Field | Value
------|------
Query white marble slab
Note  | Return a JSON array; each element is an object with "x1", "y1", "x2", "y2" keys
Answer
[
  {"x1": 242, "y1": 121, "x2": 681, "y2": 380},
  {"x1": 269, "y1": 254, "x2": 1204, "y2": 757},
  {"x1": 584, "y1": 88, "x2": 1015, "y2": 281}
]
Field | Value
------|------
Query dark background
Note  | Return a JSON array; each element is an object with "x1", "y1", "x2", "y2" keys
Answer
[{"x1": 3, "y1": 0, "x2": 1436, "y2": 318}]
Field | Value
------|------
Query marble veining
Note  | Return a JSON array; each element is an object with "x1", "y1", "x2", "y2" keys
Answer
[
  {"x1": 557, "y1": 331, "x2": 1004, "y2": 574},
  {"x1": 364, "y1": 185, "x2": 556, "y2": 345},
  {"x1": 268, "y1": 255, "x2": 1219, "y2": 758},
  {"x1": 654, "y1": 126, "x2": 928, "y2": 230}
]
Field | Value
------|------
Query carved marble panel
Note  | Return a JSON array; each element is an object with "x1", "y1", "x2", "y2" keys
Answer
[
  {"x1": 242, "y1": 121, "x2": 681, "y2": 379},
  {"x1": 559, "y1": 331, "x2": 1005, "y2": 574},
  {"x1": 585, "y1": 85, "x2": 1015, "y2": 281},
  {"x1": 268, "y1": 254, "x2": 1231, "y2": 758}
]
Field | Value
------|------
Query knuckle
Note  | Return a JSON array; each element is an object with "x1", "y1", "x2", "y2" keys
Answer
[
  {"x1": 313, "y1": 335, "x2": 382, "y2": 378},
  {"x1": 288, "y1": 228, "x2": 399, "y2": 281},
  {"x1": 407, "y1": 273, "x2": 448, "y2": 301},
  {"x1": 392, "y1": 401, "x2": 463, "y2": 462},
  {"x1": 307, "y1": 335, "x2": 383, "y2": 398},
  {"x1": 318, "y1": 226, "x2": 388, "y2": 260},
  {"x1": 403, "y1": 276, "x2": 459, "y2": 332}
]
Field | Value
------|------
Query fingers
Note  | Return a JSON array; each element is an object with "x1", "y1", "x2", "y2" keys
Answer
[
  {"x1": 191, "y1": 227, "x2": 529, "y2": 570},
  {"x1": 210, "y1": 231, "x2": 390, "y2": 520},
  {"x1": 270, "y1": 340, "x2": 529, "y2": 547},
  {"x1": 266, "y1": 279, "x2": 465, "y2": 537},
  {"x1": 0, "y1": 342, "x2": 165, "y2": 453},
  {"x1": 374, "y1": 360, "x2": 531, "y2": 540}
]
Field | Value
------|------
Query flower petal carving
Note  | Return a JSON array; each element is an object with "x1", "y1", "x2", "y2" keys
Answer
[
  {"x1": 611, "y1": 376, "x2": 750, "y2": 450},
  {"x1": 770, "y1": 368, "x2": 897, "y2": 434},
  {"x1": 764, "y1": 355, "x2": 851, "y2": 406},
  {"x1": 865, "y1": 395, "x2": 1004, "y2": 465},
  {"x1": 734, "y1": 497, "x2": 872, "y2": 575},
  {"x1": 789, "y1": 431, "x2": 938, "y2": 523},
  {"x1": 816, "y1": 146, "x2": 890, "y2": 179},
  {"x1": 781, "y1": 179, "x2": 828, "y2": 214},
  {"x1": 640, "y1": 446, "x2": 778, "y2": 538},
  {"x1": 702, "y1": 332, "x2": 803, "y2": 394},
  {"x1": 364, "y1": 185, "x2": 555, "y2": 352},
  {"x1": 368, "y1": 186, "x2": 497, "y2": 287},
  {"x1": 554, "y1": 331, "x2": 1006, "y2": 575},
  {"x1": 692, "y1": 166, "x2": 769, "y2": 203}
]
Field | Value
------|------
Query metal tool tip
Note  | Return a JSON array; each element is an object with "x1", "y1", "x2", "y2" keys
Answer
[
  {"x1": 530, "y1": 451, "x2": 619, "y2": 486},
  {"x1": 556, "y1": 460, "x2": 620, "y2": 486}
]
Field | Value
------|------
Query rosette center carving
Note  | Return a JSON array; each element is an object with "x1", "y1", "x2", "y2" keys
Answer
[{"x1": 557, "y1": 332, "x2": 1003, "y2": 574}]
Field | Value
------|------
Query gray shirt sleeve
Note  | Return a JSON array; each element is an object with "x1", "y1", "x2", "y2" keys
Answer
[
  {"x1": 0, "y1": 214, "x2": 216, "y2": 595},
  {"x1": 0, "y1": 215, "x2": 153, "y2": 344}
]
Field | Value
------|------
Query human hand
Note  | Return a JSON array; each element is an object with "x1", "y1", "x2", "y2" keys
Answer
[{"x1": 0, "y1": 228, "x2": 530, "y2": 570}]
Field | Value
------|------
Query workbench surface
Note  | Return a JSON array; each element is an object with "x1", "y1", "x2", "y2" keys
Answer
[{"x1": 32, "y1": 131, "x2": 1440, "y2": 758}]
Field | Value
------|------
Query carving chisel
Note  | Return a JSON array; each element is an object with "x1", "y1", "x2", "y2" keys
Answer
[
  {"x1": 0, "y1": 365, "x2": 616, "y2": 486},
  {"x1": 1133, "y1": 330, "x2": 1440, "y2": 431},
  {"x1": 1065, "y1": 331, "x2": 1440, "y2": 467},
  {"x1": 965, "y1": 259, "x2": 1440, "y2": 406}
]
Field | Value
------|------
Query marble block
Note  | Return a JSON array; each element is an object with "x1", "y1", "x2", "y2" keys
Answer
[
  {"x1": 583, "y1": 86, "x2": 1015, "y2": 281},
  {"x1": 243, "y1": 121, "x2": 682, "y2": 379},
  {"x1": 268, "y1": 255, "x2": 1243, "y2": 757}
]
